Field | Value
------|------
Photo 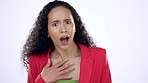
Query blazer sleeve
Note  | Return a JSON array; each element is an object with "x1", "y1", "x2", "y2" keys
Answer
[
  {"x1": 27, "y1": 56, "x2": 46, "y2": 83},
  {"x1": 100, "y1": 49, "x2": 112, "y2": 83}
]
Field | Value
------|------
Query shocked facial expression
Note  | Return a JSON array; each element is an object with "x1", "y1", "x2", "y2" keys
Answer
[{"x1": 47, "y1": 6, "x2": 75, "y2": 49}]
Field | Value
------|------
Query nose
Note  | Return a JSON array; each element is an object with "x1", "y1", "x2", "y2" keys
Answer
[
  {"x1": 60, "y1": 24, "x2": 67, "y2": 33},
  {"x1": 61, "y1": 29, "x2": 67, "y2": 33}
]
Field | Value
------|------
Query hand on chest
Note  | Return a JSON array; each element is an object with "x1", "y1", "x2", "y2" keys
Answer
[{"x1": 51, "y1": 57, "x2": 81, "y2": 80}]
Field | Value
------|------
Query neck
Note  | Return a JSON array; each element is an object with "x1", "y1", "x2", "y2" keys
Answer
[{"x1": 53, "y1": 42, "x2": 80, "y2": 60}]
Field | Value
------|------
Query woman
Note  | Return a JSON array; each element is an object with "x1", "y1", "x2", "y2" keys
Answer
[{"x1": 22, "y1": 0, "x2": 112, "y2": 83}]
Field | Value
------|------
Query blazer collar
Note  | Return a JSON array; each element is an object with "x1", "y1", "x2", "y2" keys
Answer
[
  {"x1": 77, "y1": 43, "x2": 90, "y2": 59},
  {"x1": 78, "y1": 43, "x2": 93, "y2": 83}
]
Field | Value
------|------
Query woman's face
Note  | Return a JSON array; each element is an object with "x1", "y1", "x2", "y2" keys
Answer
[{"x1": 47, "y1": 6, "x2": 75, "y2": 49}]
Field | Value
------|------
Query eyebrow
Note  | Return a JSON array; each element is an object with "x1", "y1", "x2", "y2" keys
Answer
[
  {"x1": 51, "y1": 20, "x2": 59, "y2": 23},
  {"x1": 64, "y1": 19, "x2": 71, "y2": 21},
  {"x1": 51, "y1": 19, "x2": 71, "y2": 23}
]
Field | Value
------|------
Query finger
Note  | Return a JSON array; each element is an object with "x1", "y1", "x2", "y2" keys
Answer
[
  {"x1": 58, "y1": 62, "x2": 74, "y2": 71},
  {"x1": 59, "y1": 67, "x2": 75, "y2": 75},
  {"x1": 44, "y1": 59, "x2": 50, "y2": 68},
  {"x1": 55, "y1": 59, "x2": 69, "y2": 68}
]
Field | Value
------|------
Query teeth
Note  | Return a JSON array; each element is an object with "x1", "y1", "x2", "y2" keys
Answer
[
  {"x1": 60, "y1": 37, "x2": 69, "y2": 41},
  {"x1": 63, "y1": 38, "x2": 66, "y2": 40},
  {"x1": 60, "y1": 38, "x2": 65, "y2": 41}
]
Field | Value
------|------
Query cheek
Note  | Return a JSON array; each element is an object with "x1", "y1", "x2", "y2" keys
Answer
[
  {"x1": 48, "y1": 29, "x2": 59, "y2": 39},
  {"x1": 69, "y1": 24, "x2": 75, "y2": 32},
  {"x1": 48, "y1": 28, "x2": 54, "y2": 37},
  {"x1": 48, "y1": 27, "x2": 56, "y2": 34},
  {"x1": 71, "y1": 26, "x2": 76, "y2": 33},
  {"x1": 72, "y1": 22, "x2": 75, "y2": 30}
]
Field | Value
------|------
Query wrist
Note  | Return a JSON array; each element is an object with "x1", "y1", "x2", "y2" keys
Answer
[{"x1": 41, "y1": 74, "x2": 54, "y2": 83}]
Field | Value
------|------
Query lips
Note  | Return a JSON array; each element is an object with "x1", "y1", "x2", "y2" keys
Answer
[{"x1": 60, "y1": 35, "x2": 69, "y2": 45}]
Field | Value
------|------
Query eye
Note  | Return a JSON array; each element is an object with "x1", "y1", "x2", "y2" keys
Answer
[
  {"x1": 52, "y1": 23, "x2": 58, "y2": 27},
  {"x1": 66, "y1": 20, "x2": 71, "y2": 24}
]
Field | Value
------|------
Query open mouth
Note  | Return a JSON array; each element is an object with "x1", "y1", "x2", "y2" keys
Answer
[{"x1": 60, "y1": 35, "x2": 69, "y2": 45}]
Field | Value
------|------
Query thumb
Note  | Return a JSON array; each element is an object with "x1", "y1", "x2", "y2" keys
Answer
[{"x1": 44, "y1": 59, "x2": 51, "y2": 68}]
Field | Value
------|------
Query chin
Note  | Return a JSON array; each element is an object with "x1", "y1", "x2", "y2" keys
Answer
[{"x1": 60, "y1": 44, "x2": 70, "y2": 50}]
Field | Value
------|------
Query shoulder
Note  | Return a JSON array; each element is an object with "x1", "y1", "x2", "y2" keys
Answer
[
  {"x1": 29, "y1": 50, "x2": 49, "y2": 67},
  {"x1": 28, "y1": 50, "x2": 49, "y2": 74},
  {"x1": 87, "y1": 47, "x2": 109, "y2": 71},
  {"x1": 78, "y1": 43, "x2": 107, "y2": 60},
  {"x1": 29, "y1": 50, "x2": 49, "y2": 61},
  {"x1": 87, "y1": 46, "x2": 107, "y2": 60},
  {"x1": 88, "y1": 47, "x2": 106, "y2": 56},
  {"x1": 88, "y1": 46, "x2": 106, "y2": 52}
]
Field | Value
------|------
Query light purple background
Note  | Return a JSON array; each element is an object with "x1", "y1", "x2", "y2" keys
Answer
[{"x1": 0, "y1": 0, "x2": 148, "y2": 83}]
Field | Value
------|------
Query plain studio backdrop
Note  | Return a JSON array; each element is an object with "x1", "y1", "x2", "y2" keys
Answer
[{"x1": 0, "y1": 0, "x2": 148, "y2": 83}]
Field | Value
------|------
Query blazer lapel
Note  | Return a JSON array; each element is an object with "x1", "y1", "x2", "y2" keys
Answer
[{"x1": 78, "y1": 44, "x2": 93, "y2": 83}]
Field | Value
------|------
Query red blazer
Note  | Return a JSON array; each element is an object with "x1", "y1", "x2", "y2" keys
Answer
[{"x1": 28, "y1": 44, "x2": 112, "y2": 83}]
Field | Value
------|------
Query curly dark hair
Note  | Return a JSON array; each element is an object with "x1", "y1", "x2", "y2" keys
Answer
[{"x1": 21, "y1": 0, "x2": 96, "y2": 70}]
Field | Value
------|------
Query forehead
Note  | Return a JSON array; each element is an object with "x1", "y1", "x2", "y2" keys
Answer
[{"x1": 48, "y1": 6, "x2": 72, "y2": 21}]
